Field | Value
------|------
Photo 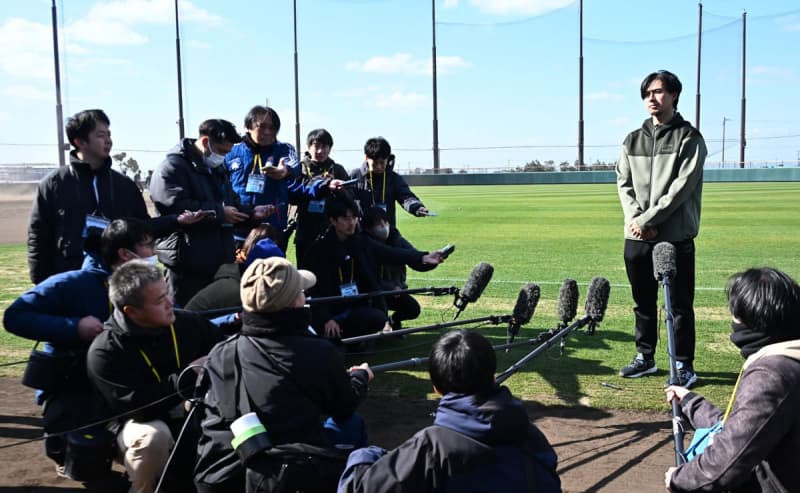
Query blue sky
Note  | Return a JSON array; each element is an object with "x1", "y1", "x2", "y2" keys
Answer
[{"x1": 1, "y1": 0, "x2": 798, "y2": 172}]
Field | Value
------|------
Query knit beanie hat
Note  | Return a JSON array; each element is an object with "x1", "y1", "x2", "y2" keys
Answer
[{"x1": 240, "y1": 257, "x2": 316, "y2": 313}]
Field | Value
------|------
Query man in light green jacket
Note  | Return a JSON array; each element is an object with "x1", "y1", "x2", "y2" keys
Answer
[{"x1": 615, "y1": 70, "x2": 707, "y2": 387}]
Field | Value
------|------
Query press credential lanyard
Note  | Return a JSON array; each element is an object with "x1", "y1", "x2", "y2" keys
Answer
[{"x1": 139, "y1": 324, "x2": 181, "y2": 382}]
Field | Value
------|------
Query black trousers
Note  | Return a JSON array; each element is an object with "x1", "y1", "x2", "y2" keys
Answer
[
  {"x1": 623, "y1": 239, "x2": 696, "y2": 364},
  {"x1": 386, "y1": 293, "x2": 421, "y2": 325}
]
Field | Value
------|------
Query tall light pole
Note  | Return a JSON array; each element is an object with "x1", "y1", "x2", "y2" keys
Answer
[
  {"x1": 51, "y1": 0, "x2": 66, "y2": 166},
  {"x1": 431, "y1": 0, "x2": 440, "y2": 173},
  {"x1": 695, "y1": 2, "x2": 702, "y2": 129},
  {"x1": 577, "y1": 0, "x2": 584, "y2": 170},
  {"x1": 739, "y1": 11, "x2": 747, "y2": 168},
  {"x1": 174, "y1": 0, "x2": 185, "y2": 139},
  {"x1": 293, "y1": 0, "x2": 301, "y2": 155},
  {"x1": 721, "y1": 117, "x2": 731, "y2": 167}
]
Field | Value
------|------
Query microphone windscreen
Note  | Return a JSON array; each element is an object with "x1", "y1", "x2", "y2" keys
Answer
[
  {"x1": 585, "y1": 277, "x2": 611, "y2": 322},
  {"x1": 556, "y1": 279, "x2": 579, "y2": 323},
  {"x1": 652, "y1": 242, "x2": 677, "y2": 281},
  {"x1": 512, "y1": 283, "x2": 540, "y2": 326},
  {"x1": 461, "y1": 262, "x2": 494, "y2": 303}
]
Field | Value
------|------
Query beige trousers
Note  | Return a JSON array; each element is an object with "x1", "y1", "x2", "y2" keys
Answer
[{"x1": 117, "y1": 419, "x2": 174, "y2": 493}]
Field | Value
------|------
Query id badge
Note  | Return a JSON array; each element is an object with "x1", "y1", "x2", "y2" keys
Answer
[
  {"x1": 245, "y1": 174, "x2": 266, "y2": 194},
  {"x1": 376, "y1": 203, "x2": 387, "y2": 212},
  {"x1": 308, "y1": 199, "x2": 325, "y2": 214},
  {"x1": 83, "y1": 214, "x2": 110, "y2": 238},
  {"x1": 340, "y1": 282, "x2": 359, "y2": 297}
]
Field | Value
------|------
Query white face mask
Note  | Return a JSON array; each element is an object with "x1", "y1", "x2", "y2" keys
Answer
[
  {"x1": 369, "y1": 224, "x2": 390, "y2": 241},
  {"x1": 204, "y1": 140, "x2": 226, "y2": 168},
  {"x1": 141, "y1": 254, "x2": 159, "y2": 266}
]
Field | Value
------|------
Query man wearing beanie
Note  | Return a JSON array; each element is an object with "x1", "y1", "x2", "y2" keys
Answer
[
  {"x1": 664, "y1": 268, "x2": 800, "y2": 492},
  {"x1": 195, "y1": 257, "x2": 374, "y2": 493}
]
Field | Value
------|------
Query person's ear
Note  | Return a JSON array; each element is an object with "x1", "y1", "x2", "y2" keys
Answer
[
  {"x1": 432, "y1": 385, "x2": 442, "y2": 396},
  {"x1": 122, "y1": 304, "x2": 136, "y2": 317},
  {"x1": 117, "y1": 247, "x2": 136, "y2": 263}
]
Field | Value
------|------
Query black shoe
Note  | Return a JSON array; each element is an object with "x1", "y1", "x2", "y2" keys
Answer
[{"x1": 619, "y1": 353, "x2": 657, "y2": 378}]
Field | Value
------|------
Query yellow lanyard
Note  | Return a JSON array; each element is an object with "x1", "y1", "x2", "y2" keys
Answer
[
  {"x1": 369, "y1": 170, "x2": 386, "y2": 204},
  {"x1": 338, "y1": 258, "x2": 355, "y2": 284},
  {"x1": 138, "y1": 324, "x2": 180, "y2": 383},
  {"x1": 253, "y1": 154, "x2": 265, "y2": 174},
  {"x1": 722, "y1": 366, "x2": 745, "y2": 423},
  {"x1": 304, "y1": 162, "x2": 329, "y2": 179}
]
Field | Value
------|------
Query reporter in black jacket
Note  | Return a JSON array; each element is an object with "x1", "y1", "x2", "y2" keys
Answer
[
  {"x1": 87, "y1": 260, "x2": 223, "y2": 493},
  {"x1": 194, "y1": 257, "x2": 373, "y2": 492}
]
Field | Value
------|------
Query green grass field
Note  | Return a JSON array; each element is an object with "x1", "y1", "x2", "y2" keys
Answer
[{"x1": 1, "y1": 182, "x2": 798, "y2": 411}]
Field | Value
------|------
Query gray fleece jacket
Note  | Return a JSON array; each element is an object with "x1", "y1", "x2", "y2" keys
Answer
[
  {"x1": 616, "y1": 112, "x2": 706, "y2": 242},
  {"x1": 670, "y1": 340, "x2": 800, "y2": 492}
]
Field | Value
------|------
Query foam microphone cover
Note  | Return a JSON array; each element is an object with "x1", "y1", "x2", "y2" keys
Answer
[
  {"x1": 556, "y1": 279, "x2": 579, "y2": 324},
  {"x1": 585, "y1": 277, "x2": 611, "y2": 322},
  {"x1": 512, "y1": 283, "x2": 541, "y2": 326},
  {"x1": 652, "y1": 242, "x2": 677, "y2": 281},
  {"x1": 461, "y1": 262, "x2": 494, "y2": 302}
]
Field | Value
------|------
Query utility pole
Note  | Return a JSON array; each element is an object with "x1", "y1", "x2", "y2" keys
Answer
[
  {"x1": 174, "y1": 0, "x2": 185, "y2": 139},
  {"x1": 431, "y1": 0, "x2": 440, "y2": 174},
  {"x1": 293, "y1": 0, "x2": 301, "y2": 155},
  {"x1": 739, "y1": 11, "x2": 747, "y2": 168},
  {"x1": 695, "y1": 2, "x2": 702, "y2": 129},
  {"x1": 721, "y1": 117, "x2": 731, "y2": 167},
  {"x1": 577, "y1": 0, "x2": 584, "y2": 170},
  {"x1": 51, "y1": 0, "x2": 66, "y2": 167}
]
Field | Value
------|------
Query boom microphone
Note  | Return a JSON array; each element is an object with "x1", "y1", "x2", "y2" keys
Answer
[
  {"x1": 585, "y1": 276, "x2": 611, "y2": 324},
  {"x1": 556, "y1": 279, "x2": 579, "y2": 328},
  {"x1": 453, "y1": 262, "x2": 494, "y2": 320},
  {"x1": 653, "y1": 242, "x2": 677, "y2": 283},
  {"x1": 507, "y1": 283, "x2": 541, "y2": 344}
]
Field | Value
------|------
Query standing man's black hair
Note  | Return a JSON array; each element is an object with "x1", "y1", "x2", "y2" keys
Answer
[
  {"x1": 429, "y1": 329, "x2": 496, "y2": 395},
  {"x1": 364, "y1": 137, "x2": 392, "y2": 160},
  {"x1": 198, "y1": 119, "x2": 242, "y2": 145},
  {"x1": 640, "y1": 70, "x2": 682, "y2": 109},
  {"x1": 65, "y1": 109, "x2": 110, "y2": 149},
  {"x1": 244, "y1": 105, "x2": 281, "y2": 133}
]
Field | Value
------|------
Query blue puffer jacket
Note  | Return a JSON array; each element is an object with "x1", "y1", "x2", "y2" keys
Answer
[
  {"x1": 4, "y1": 253, "x2": 111, "y2": 350},
  {"x1": 338, "y1": 385, "x2": 561, "y2": 493},
  {"x1": 225, "y1": 139, "x2": 299, "y2": 230}
]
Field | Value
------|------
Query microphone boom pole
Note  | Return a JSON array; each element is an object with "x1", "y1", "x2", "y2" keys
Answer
[
  {"x1": 653, "y1": 242, "x2": 687, "y2": 466},
  {"x1": 342, "y1": 314, "x2": 510, "y2": 345}
]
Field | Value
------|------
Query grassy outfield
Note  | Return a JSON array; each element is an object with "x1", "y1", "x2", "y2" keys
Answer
[{"x1": 0, "y1": 182, "x2": 798, "y2": 411}]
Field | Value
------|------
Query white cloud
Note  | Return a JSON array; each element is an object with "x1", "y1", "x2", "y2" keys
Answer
[
  {"x1": 186, "y1": 40, "x2": 211, "y2": 49},
  {"x1": 469, "y1": 0, "x2": 574, "y2": 16},
  {"x1": 0, "y1": 18, "x2": 57, "y2": 79},
  {"x1": 444, "y1": 0, "x2": 459, "y2": 7},
  {"x1": 373, "y1": 91, "x2": 427, "y2": 110},
  {"x1": 752, "y1": 65, "x2": 794, "y2": 78},
  {"x1": 1, "y1": 85, "x2": 51, "y2": 101},
  {"x1": 347, "y1": 53, "x2": 470, "y2": 76},
  {"x1": 776, "y1": 14, "x2": 800, "y2": 32},
  {"x1": 587, "y1": 91, "x2": 624, "y2": 103}
]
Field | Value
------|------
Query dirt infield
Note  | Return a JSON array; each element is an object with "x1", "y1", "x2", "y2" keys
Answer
[{"x1": 0, "y1": 378, "x2": 674, "y2": 492}]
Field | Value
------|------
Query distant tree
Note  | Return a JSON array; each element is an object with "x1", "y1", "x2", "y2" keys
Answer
[
  {"x1": 112, "y1": 152, "x2": 127, "y2": 168},
  {"x1": 124, "y1": 157, "x2": 139, "y2": 173}
]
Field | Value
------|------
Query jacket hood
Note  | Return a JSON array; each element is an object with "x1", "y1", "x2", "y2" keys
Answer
[
  {"x1": 433, "y1": 385, "x2": 530, "y2": 445},
  {"x1": 240, "y1": 308, "x2": 313, "y2": 337},
  {"x1": 69, "y1": 150, "x2": 112, "y2": 174},
  {"x1": 167, "y1": 138, "x2": 213, "y2": 173},
  {"x1": 641, "y1": 112, "x2": 690, "y2": 136},
  {"x1": 80, "y1": 252, "x2": 111, "y2": 277},
  {"x1": 744, "y1": 339, "x2": 800, "y2": 369}
]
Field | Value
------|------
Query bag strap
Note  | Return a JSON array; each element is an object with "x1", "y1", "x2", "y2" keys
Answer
[{"x1": 721, "y1": 365, "x2": 745, "y2": 424}]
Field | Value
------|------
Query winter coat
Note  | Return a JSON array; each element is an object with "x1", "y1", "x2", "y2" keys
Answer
[
  {"x1": 338, "y1": 385, "x2": 561, "y2": 493},
  {"x1": 616, "y1": 112, "x2": 706, "y2": 242},
  {"x1": 349, "y1": 158, "x2": 424, "y2": 227},
  {"x1": 303, "y1": 229, "x2": 428, "y2": 326},
  {"x1": 149, "y1": 139, "x2": 241, "y2": 278},
  {"x1": 194, "y1": 308, "x2": 370, "y2": 487},
  {"x1": 225, "y1": 137, "x2": 299, "y2": 230},
  {"x1": 670, "y1": 340, "x2": 800, "y2": 492},
  {"x1": 27, "y1": 152, "x2": 166, "y2": 284},
  {"x1": 292, "y1": 156, "x2": 351, "y2": 254},
  {"x1": 86, "y1": 308, "x2": 223, "y2": 423}
]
